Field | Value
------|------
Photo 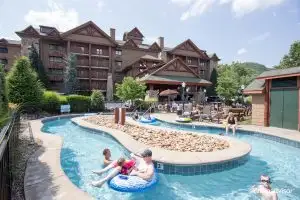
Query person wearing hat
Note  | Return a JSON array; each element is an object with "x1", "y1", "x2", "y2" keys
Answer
[
  {"x1": 257, "y1": 175, "x2": 278, "y2": 200},
  {"x1": 130, "y1": 149, "x2": 154, "y2": 181}
]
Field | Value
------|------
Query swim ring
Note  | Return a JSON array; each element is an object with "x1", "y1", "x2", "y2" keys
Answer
[
  {"x1": 175, "y1": 117, "x2": 192, "y2": 123},
  {"x1": 108, "y1": 172, "x2": 158, "y2": 192},
  {"x1": 140, "y1": 116, "x2": 156, "y2": 123}
]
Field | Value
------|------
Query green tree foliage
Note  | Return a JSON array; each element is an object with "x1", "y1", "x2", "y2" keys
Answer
[
  {"x1": 6, "y1": 56, "x2": 43, "y2": 105},
  {"x1": 29, "y1": 44, "x2": 48, "y2": 87},
  {"x1": 64, "y1": 54, "x2": 79, "y2": 94},
  {"x1": 41, "y1": 91, "x2": 61, "y2": 113},
  {"x1": 206, "y1": 68, "x2": 217, "y2": 96},
  {"x1": 90, "y1": 90, "x2": 105, "y2": 111},
  {"x1": 115, "y1": 77, "x2": 147, "y2": 104},
  {"x1": 66, "y1": 95, "x2": 90, "y2": 112},
  {"x1": 0, "y1": 64, "x2": 8, "y2": 115},
  {"x1": 216, "y1": 62, "x2": 255, "y2": 101},
  {"x1": 276, "y1": 41, "x2": 300, "y2": 69}
]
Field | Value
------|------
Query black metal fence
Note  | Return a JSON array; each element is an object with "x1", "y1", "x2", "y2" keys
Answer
[{"x1": 0, "y1": 113, "x2": 20, "y2": 200}]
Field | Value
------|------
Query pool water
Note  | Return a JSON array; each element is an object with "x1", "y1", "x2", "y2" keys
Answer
[{"x1": 42, "y1": 118, "x2": 300, "y2": 200}]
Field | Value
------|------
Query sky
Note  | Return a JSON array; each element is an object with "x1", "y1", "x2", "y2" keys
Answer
[{"x1": 0, "y1": 0, "x2": 299, "y2": 67}]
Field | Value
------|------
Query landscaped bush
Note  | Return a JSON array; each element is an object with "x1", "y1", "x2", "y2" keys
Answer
[
  {"x1": 66, "y1": 95, "x2": 91, "y2": 113},
  {"x1": 6, "y1": 57, "x2": 43, "y2": 106},
  {"x1": 59, "y1": 95, "x2": 68, "y2": 105},
  {"x1": 41, "y1": 91, "x2": 61, "y2": 113},
  {"x1": 90, "y1": 90, "x2": 105, "y2": 111}
]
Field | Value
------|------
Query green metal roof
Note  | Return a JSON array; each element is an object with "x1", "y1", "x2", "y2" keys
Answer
[
  {"x1": 140, "y1": 75, "x2": 212, "y2": 85},
  {"x1": 244, "y1": 79, "x2": 265, "y2": 92},
  {"x1": 257, "y1": 66, "x2": 300, "y2": 79}
]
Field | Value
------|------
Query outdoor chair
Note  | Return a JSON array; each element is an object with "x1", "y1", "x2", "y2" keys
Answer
[{"x1": 199, "y1": 105, "x2": 213, "y2": 122}]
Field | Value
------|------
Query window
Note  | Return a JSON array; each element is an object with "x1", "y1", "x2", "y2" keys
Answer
[
  {"x1": 0, "y1": 59, "x2": 8, "y2": 65},
  {"x1": 49, "y1": 56, "x2": 63, "y2": 63},
  {"x1": 116, "y1": 61, "x2": 122, "y2": 68},
  {"x1": 200, "y1": 70, "x2": 205, "y2": 75},
  {"x1": 80, "y1": 47, "x2": 85, "y2": 53},
  {"x1": 116, "y1": 50, "x2": 122, "y2": 56},
  {"x1": 0, "y1": 47, "x2": 8, "y2": 53},
  {"x1": 49, "y1": 44, "x2": 62, "y2": 51},
  {"x1": 96, "y1": 48, "x2": 103, "y2": 55},
  {"x1": 187, "y1": 59, "x2": 192, "y2": 64}
]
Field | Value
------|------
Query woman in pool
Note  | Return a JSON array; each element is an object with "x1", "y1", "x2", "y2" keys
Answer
[
  {"x1": 257, "y1": 175, "x2": 278, "y2": 200},
  {"x1": 225, "y1": 112, "x2": 238, "y2": 135},
  {"x1": 103, "y1": 148, "x2": 113, "y2": 167},
  {"x1": 92, "y1": 157, "x2": 136, "y2": 187}
]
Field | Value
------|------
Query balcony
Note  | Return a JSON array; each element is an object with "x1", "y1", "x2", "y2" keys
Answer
[
  {"x1": 49, "y1": 49, "x2": 65, "y2": 57},
  {"x1": 48, "y1": 74, "x2": 64, "y2": 82},
  {"x1": 71, "y1": 47, "x2": 89, "y2": 55},
  {"x1": 90, "y1": 70, "x2": 108, "y2": 80},
  {"x1": 91, "y1": 59, "x2": 109, "y2": 69},
  {"x1": 76, "y1": 59, "x2": 89, "y2": 67},
  {"x1": 48, "y1": 62, "x2": 65, "y2": 69},
  {"x1": 91, "y1": 80, "x2": 107, "y2": 91}
]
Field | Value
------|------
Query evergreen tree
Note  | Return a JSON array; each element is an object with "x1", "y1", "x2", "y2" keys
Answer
[
  {"x1": 6, "y1": 56, "x2": 43, "y2": 105},
  {"x1": 0, "y1": 64, "x2": 8, "y2": 115},
  {"x1": 90, "y1": 90, "x2": 105, "y2": 111},
  {"x1": 64, "y1": 54, "x2": 79, "y2": 94},
  {"x1": 29, "y1": 44, "x2": 48, "y2": 87},
  {"x1": 206, "y1": 68, "x2": 217, "y2": 96}
]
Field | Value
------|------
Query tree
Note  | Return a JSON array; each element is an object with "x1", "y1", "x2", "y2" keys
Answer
[
  {"x1": 276, "y1": 41, "x2": 300, "y2": 69},
  {"x1": 64, "y1": 54, "x2": 79, "y2": 94},
  {"x1": 216, "y1": 62, "x2": 255, "y2": 102},
  {"x1": 90, "y1": 90, "x2": 105, "y2": 111},
  {"x1": 115, "y1": 77, "x2": 147, "y2": 104},
  {"x1": 29, "y1": 44, "x2": 48, "y2": 87},
  {"x1": 6, "y1": 56, "x2": 43, "y2": 105},
  {"x1": 206, "y1": 68, "x2": 217, "y2": 96},
  {"x1": 0, "y1": 64, "x2": 8, "y2": 115}
]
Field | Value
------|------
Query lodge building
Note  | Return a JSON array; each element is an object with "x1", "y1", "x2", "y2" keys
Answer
[{"x1": 5, "y1": 21, "x2": 219, "y2": 100}]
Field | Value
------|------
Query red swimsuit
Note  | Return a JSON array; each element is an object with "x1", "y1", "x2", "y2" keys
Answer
[{"x1": 114, "y1": 160, "x2": 136, "y2": 175}]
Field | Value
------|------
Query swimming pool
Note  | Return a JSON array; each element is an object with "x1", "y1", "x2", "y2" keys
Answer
[{"x1": 42, "y1": 117, "x2": 300, "y2": 200}]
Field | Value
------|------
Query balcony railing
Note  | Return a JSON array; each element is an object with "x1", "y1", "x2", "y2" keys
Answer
[
  {"x1": 91, "y1": 60, "x2": 109, "y2": 68},
  {"x1": 71, "y1": 47, "x2": 89, "y2": 55},
  {"x1": 48, "y1": 62, "x2": 65, "y2": 69},
  {"x1": 48, "y1": 74, "x2": 64, "y2": 82},
  {"x1": 49, "y1": 49, "x2": 65, "y2": 57},
  {"x1": 77, "y1": 59, "x2": 89, "y2": 66}
]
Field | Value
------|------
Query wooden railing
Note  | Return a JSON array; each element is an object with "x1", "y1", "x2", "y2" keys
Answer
[{"x1": 0, "y1": 112, "x2": 20, "y2": 200}]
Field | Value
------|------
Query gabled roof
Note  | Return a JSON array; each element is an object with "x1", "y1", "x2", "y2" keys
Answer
[
  {"x1": 60, "y1": 21, "x2": 117, "y2": 45},
  {"x1": 0, "y1": 38, "x2": 8, "y2": 44},
  {"x1": 208, "y1": 53, "x2": 221, "y2": 61},
  {"x1": 140, "y1": 54, "x2": 162, "y2": 61},
  {"x1": 170, "y1": 39, "x2": 210, "y2": 60},
  {"x1": 0, "y1": 38, "x2": 21, "y2": 46},
  {"x1": 16, "y1": 25, "x2": 40, "y2": 37},
  {"x1": 150, "y1": 57, "x2": 200, "y2": 78},
  {"x1": 140, "y1": 75, "x2": 212, "y2": 86},
  {"x1": 243, "y1": 79, "x2": 265, "y2": 94},
  {"x1": 128, "y1": 27, "x2": 144, "y2": 38},
  {"x1": 257, "y1": 66, "x2": 300, "y2": 80},
  {"x1": 122, "y1": 54, "x2": 163, "y2": 72},
  {"x1": 149, "y1": 42, "x2": 161, "y2": 51},
  {"x1": 123, "y1": 39, "x2": 139, "y2": 48}
]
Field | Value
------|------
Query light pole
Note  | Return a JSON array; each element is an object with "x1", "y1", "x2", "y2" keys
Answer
[
  {"x1": 203, "y1": 88, "x2": 207, "y2": 105},
  {"x1": 181, "y1": 82, "x2": 186, "y2": 114}
]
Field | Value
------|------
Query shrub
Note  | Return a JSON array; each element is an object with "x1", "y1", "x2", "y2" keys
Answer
[
  {"x1": 6, "y1": 57, "x2": 43, "y2": 106},
  {"x1": 0, "y1": 64, "x2": 8, "y2": 117},
  {"x1": 90, "y1": 90, "x2": 105, "y2": 111},
  {"x1": 59, "y1": 95, "x2": 68, "y2": 105},
  {"x1": 41, "y1": 91, "x2": 61, "y2": 113},
  {"x1": 66, "y1": 95, "x2": 90, "y2": 113}
]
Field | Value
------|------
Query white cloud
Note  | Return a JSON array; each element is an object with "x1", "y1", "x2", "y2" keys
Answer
[
  {"x1": 24, "y1": 0, "x2": 79, "y2": 32},
  {"x1": 171, "y1": 0, "x2": 193, "y2": 6},
  {"x1": 97, "y1": 1, "x2": 105, "y2": 11},
  {"x1": 224, "y1": 0, "x2": 286, "y2": 17},
  {"x1": 180, "y1": 0, "x2": 216, "y2": 21},
  {"x1": 172, "y1": 0, "x2": 286, "y2": 20},
  {"x1": 248, "y1": 32, "x2": 271, "y2": 44},
  {"x1": 237, "y1": 48, "x2": 247, "y2": 55}
]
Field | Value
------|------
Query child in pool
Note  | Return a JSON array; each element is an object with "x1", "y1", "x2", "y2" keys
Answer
[
  {"x1": 103, "y1": 148, "x2": 113, "y2": 167},
  {"x1": 92, "y1": 157, "x2": 136, "y2": 187}
]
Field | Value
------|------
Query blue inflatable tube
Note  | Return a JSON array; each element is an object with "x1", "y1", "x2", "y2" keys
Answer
[
  {"x1": 139, "y1": 116, "x2": 156, "y2": 123},
  {"x1": 108, "y1": 172, "x2": 158, "y2": 192}
]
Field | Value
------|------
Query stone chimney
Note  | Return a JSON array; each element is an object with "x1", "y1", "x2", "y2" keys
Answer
[
  {"x1": 110, "y1": 28, "x2": 115, "y2": 40},
  {"x1": 158, "y1": 37, "x2": 164, "y2": 50}
]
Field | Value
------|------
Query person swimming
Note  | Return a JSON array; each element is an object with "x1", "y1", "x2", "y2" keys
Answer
[
  {"x1": 92, "y1": 157, "x2": 136, "y2": 187},
  {"x1": 256, "y1": 175, "x2": 278, "y2": 200},
  {"x1": 103, "y1": 148, "x2": 113, "y2": 167}
]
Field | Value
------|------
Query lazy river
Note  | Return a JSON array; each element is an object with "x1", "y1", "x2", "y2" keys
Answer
[{"x1": 42, "y1": 117, "x2": 300, "y2": 200}]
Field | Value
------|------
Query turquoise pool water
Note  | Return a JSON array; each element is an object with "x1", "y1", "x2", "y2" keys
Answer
[{"x1": 42, "y1": 118, "x2": 300, "y2": 200}]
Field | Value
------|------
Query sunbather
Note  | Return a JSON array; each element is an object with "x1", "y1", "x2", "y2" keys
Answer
[{"x1": 225, "y1": 112, "x2": 238, "y2": 135}]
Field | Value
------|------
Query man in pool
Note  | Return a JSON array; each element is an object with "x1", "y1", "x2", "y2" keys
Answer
[
  {"x1": 102, "y1": 148, "x2": 113, "y2": 167},
  {"x1": 129, "y1": 149, "x2": 154, "y2": 181},
  {"x1": 256, "y1": 175, "x2": 278, "y2": 200}
]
